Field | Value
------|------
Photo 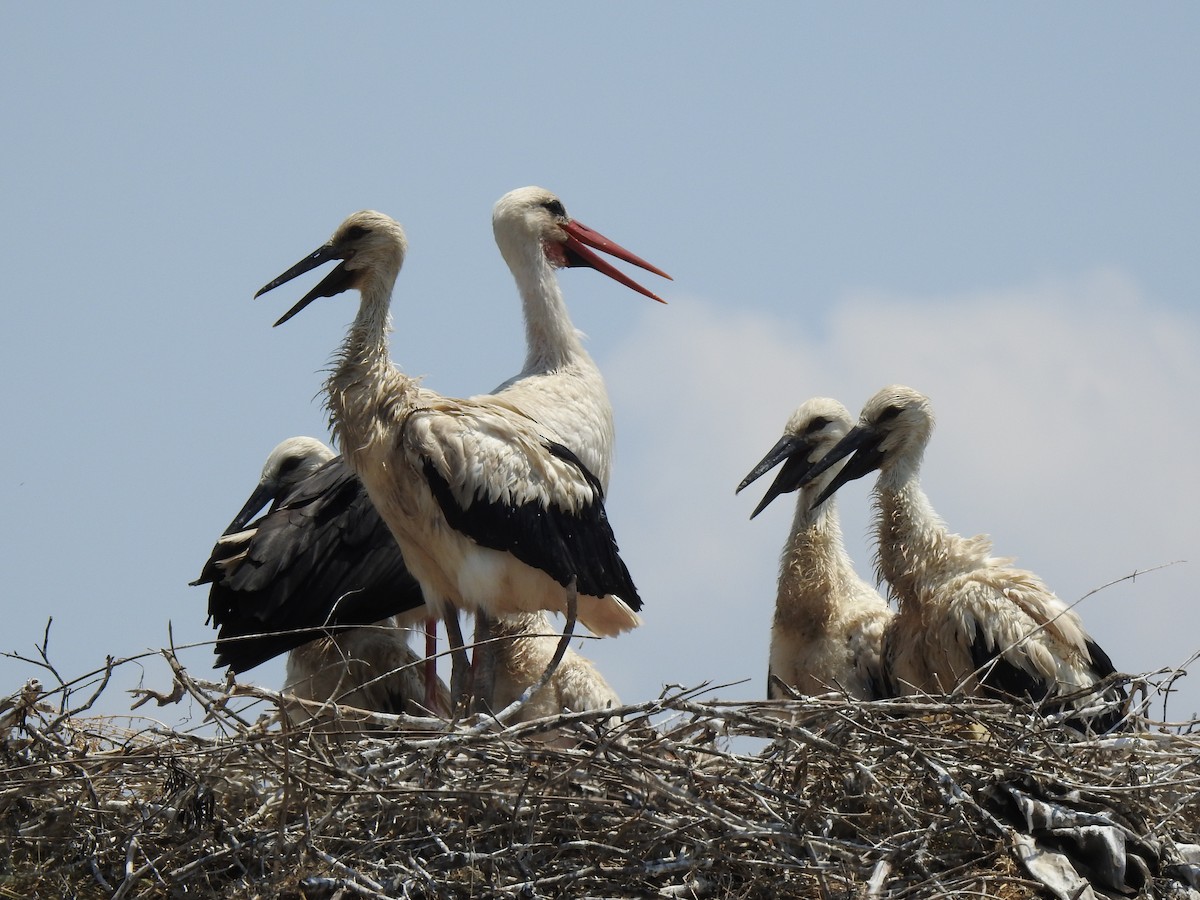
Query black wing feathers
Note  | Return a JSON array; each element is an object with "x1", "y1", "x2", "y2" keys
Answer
[
  {"x1": 421, "y1": 439, "x2": 641, "y2": 610},
  {"x1": 197, "y1": 457, "x2": 426, "y2": 674},
  {"x1": 969, "y1": 630, "x2": 1128, "y2": 733},
  {"x1": 968, "y1": 631, "x2": 1048, "y2": 702}
]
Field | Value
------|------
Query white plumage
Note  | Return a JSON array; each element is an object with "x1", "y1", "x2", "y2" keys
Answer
[
  {"x1": 491, "y1": 611, "x2": 621, "y2": 726},
  {"x1": 489, "y1": 186, "x2": 668, "y2": 493},
  {"x1": 283, "y1": 617, "x2": 450, "y2": 724},
  {"x1": 800, "y1": 385, "x2": 1125, "y2": 729},
  {"x1": 194, "y1": 436, "x2": 435, "y2": 711},
  {"x1": 255, "y1": 194, "x2": 667, "y2": 708},
  {"x1": 738, "y1": 398, "x2": 893, "y2": 700}
]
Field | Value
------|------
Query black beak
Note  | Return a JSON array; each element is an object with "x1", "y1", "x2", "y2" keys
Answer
[
  {"x1": 222, "y1": 481, "x2": 277, "y2": 535},
  {"x1": 737, "y1": 434, "x2": 820, "y2": 519},
  {"x1": 805, "y1": 425, "x2": 887, "y2": 508},
  {"x1": 255, "y1": 244, "x2": 358, "y2": 326}
]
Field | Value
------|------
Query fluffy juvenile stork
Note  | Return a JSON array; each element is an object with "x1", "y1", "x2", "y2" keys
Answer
[
  {"x1": 283, "y1": 618, "x2": 451, "y2": 726},
  {"x1": 798, "y1": 385, "x2": 1126, "y2": 730},
  {"x1": 204, "y1": 189, "x2": 666, "y2": 713},
  {"x1": 256, "y1": 205, "x2": 664, "y2": 709},
  {"x1": 737, "y1": 398, "x2": 893, "y2": 700},
  {"x1": 491, "y1": 611, "x2": 621, "y2": 733}
]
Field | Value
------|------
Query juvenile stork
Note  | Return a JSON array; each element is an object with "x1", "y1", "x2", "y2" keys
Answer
[
  {"x1": 737, "y1": 398, "x2": 893, "y2": 701},
  {"x1": 193, "y1": 437, "x2": 427, "y2": 676},
  {"x1": 255, "y1": 201, "x2": 666, "y2": 708},
  {"x1": 798, "y1": 385, "x2": 1126, "y2": 730},
  {"x1": 492, "y1": 611, "x2": 621, "y2": 731},
  {"x1": 283, "y1": 618, "x2": 451, "y2": 726}
]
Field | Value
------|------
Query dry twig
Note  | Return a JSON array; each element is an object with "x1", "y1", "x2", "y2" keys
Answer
[{"x1": 0, "y1": 649, "x2": 1197, "y2": 898}]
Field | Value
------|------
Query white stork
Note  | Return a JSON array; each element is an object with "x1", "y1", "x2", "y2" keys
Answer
[
  {"x1": 283, "y1": 618, "x2": 451, "y2": 726},
  {"x1": 255, "y1": 198, "x2": 667, "y2": 709},
  {"x1": 737, "y1": 398, "x2": 893, "y2": 701},
  {"x1": 488, "y1": 186, "x2": 668, "y2": 490},
  {"x1": 193, "y1": 437, "x2": 428, "y2": 674},
  {"x1": 798, "y1": 385, "x2": 1126, "y2": 730},
  {"x1": 200, "y1": 189, "x2": 666, "y2": 713},
  {"x1": 192, "y1": 437, "x2": 441, "y2": 710},
  {"x1": 491, "y1": 611, "x2": 621, "y2": 735}
]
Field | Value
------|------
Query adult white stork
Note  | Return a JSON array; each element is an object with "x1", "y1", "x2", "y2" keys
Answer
[
  {"x1": 737, "y1": 398, "x2": 893, "y2": 701},
  {"x1": 200, "y1": 189, "x2": 666, "y2": 711},
  {"x1": 487, "y1": 186, "x2": 668, "y2": 490},
  {"x1": 797, "y1": 385, "x2": 1126, "y2": 730},
  {"x1": 255, "y1": 197, "x2": 668, "y2": 709}
]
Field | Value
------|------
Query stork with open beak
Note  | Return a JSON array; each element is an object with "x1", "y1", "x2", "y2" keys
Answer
[
  {"x1": 738, "y1": 398, "x2": 893, "y2": 701},
  {"x1": 255, "y1": 193, "x2": 669, "y2": 712},
  {"x1": 794, "y1": 385, "x2": 1127, "y2": 731}
]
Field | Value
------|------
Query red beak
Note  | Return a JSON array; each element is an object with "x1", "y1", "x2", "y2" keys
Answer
[{"x1": 560, "y1": 219, "x2": 672, "y2": 304}]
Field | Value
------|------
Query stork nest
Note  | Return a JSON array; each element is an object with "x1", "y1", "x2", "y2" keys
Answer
[{"x1": 1, "y1": 649, "x2": 1199, "y2": 900}]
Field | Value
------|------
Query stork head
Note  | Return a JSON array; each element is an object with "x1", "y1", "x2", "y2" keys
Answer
[
  {"x1": 255, "y1": 210, "x2": 408, "y2": 326},
  {"x1": 800, "y1": 385, "x2": 936, "y2": 507},
  {"x1": 222, "y1": 436, "x2": 335, "y2": 535},
  {"x1": 736, "y1": 397, "x2": 854, "y2": 518},
  {"x1": 492, "y1": 186, "x2": 671, "y2": 303}
]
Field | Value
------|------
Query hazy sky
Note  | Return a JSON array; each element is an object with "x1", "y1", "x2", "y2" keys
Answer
[{"x1": 2, "y1": 6, "x2": 1197, "y2": 725}]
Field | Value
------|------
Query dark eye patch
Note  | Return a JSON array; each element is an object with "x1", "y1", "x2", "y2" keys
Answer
[
  {"x1": 276, "y1": 455, "x2": 303, "y2": 477},
  {"x1": 877, "y1": 405, "x2": 903, "y2": 422},
  {"x1": 344, "y1": 225, "x2": 370, "y2": 241},
  {"x1": 804, "y1": 415, "x2": 830, "y2": 435},
  {"x1": 542, "y1": 199, "x2": 567, "y2": 218}
]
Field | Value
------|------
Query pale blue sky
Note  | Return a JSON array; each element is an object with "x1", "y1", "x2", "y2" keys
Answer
[{"x1": 2, "y1": 6, "x2": 1197, "y2": 724}]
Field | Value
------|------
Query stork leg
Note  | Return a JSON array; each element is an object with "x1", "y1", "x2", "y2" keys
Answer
[
  {"x1": 422, "y1": 616, "x2": 442, "y2": 714},
  {"x1": 469, "y1": 611, "x2": 498, "y2": 716},
  {"x1": 442, "y1": 609, "x2": 470, "y2": 712}
]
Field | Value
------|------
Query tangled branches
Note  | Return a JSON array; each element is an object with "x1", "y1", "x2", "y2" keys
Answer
[{"x1": 1, "y1": 652, "x2": 1199, "y2": 899}]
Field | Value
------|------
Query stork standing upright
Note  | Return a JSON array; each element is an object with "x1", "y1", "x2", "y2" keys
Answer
[
  {"x1": 737, "y1": 398, "x2": 893, "y2": 700},
  {"x1": 197, "y1": 189, "x2": 666, "y2": 713},
  {"x1": 797, "y1": 385, "x2": 1126, "y2": 730},
  {"x1": 488, "y1": 186, "x2": 669, "y2": 490},
  {"x1": 255, "y1": 195, "x2": 669, "y2": 709}
]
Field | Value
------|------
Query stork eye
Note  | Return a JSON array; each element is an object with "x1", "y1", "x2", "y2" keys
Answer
[
  {"x1": 276, "y1": 456, "x2": 302, "y2": 476},
  {"x1": 804, "y1": 416, "x2": 830, "y2": 435},
  {"x1": 542, "y1": 199, "x2": 567, "y2": 218},
  {"x1": 877, "y1": 405, "x2": 903, "y2": 422},
  {"x1": 344, "y1": 225, "x2": 370, "y2": 240}
]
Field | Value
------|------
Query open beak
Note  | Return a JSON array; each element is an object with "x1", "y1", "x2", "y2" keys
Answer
[
  {"x1": 737, "y1": 434, "x2": 820, "y2": 519},
  {"x1": 805, "y1": 425, "x2": 887, "y2": 508},
  {"x1": 255, "y1": 244, "x2": 359, "y2": 326},
  {"x1": 222, "y1": 480, "x2": 278, "y2": 535},
  {"x1": 560, "y1": 219, "x2": 672, "y2": 303}
]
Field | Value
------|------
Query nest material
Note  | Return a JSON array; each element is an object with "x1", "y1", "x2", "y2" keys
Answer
[{"x1": 1, "y1": 653, "x2": 1199, "y2": 900}]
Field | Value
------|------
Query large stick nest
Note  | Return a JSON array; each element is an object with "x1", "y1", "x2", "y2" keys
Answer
[{"x1": 1, "y1": 651, "x2": 1199, "y2": 899}]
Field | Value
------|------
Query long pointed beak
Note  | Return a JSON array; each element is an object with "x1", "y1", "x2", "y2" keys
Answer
[
  {"x1": 737, "y1": 434, "x2": 818, "y2": 519},
  {"x1": 254, "y1": 244, "x2": 358, "y2": 326},
  {"x1": 561, "y1": 219, "x2": 672, "y2": 303},
  {"x1": 222, "y1": 481, "x2": 277, "y2": 535},
  {"x1": 806, "y1": 425, "x2": 887, "y2": 508}
]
